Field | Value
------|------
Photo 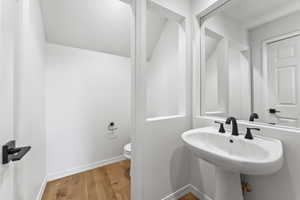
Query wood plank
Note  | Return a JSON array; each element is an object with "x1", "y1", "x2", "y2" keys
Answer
[
  {"x1": 42, "y1": 161, "x2": 130, "y2": 200},
  {"x1": 41, "y1": 181, "x2": 57, "y2": 200},
  {"x1": 42, "y1": 160, "x2": 197, "y2": 200},
  {"x1": 92, "y1": 167, "x2": 117, "y2": 200},
  {"x1": 85, "y1": 170, "x2": 98, "y2": 200},
  {"x1": 178, "y1": 193, "x2": 199, "y2": 200},
  {"x1": 105, "y1": 161, "x2": 130, "y2": 200}
]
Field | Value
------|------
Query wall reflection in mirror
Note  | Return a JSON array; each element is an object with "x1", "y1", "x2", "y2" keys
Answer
[{"x1": 200, "y1": 0, "x2": 300, "y2": 128}]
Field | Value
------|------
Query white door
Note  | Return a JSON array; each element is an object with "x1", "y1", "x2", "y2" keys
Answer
[
  {"x1": 0, "y1": 0, "x2": 17, "y2": 199},
  {"x1": 267, "y1": 35, "x2": 300, "y2": 127}
]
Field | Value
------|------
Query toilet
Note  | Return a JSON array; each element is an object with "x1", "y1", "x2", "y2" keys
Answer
[
  {"x1": 123, "y1": 143, "x2": 131, "y2": 178},
  {"x1": 123, "y1": 143, "x2": 131, "y2": 159}
]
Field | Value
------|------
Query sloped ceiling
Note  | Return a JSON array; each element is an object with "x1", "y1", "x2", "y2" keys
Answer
[
  {"x1": 41, "y1": 0, "x2": 167, "y2": 58},
  {"x1": 223, "y1": 0, "x2": 300, "y2": 28},
  {"x1": 41, "y1": 0, "x2": 131, "y2": 57}
]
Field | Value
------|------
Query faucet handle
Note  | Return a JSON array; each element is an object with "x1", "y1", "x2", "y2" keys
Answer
[
  {"x1": 215, "y1": 121, "x2": 226, "y2": 133},
  {"x1": 245, "y1": 128, "x2": 260, "y2": 140}
]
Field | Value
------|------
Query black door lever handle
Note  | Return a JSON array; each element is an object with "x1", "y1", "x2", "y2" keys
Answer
[
  {"x1": 2, "y1": 140, "x2": 31, "y2": 164},
  {"x1": 10, "y1": 147, "x2": 31, "y2": 162},
  {"x1": 269, "y1": 108, "x2": 280, "y2": 114}
]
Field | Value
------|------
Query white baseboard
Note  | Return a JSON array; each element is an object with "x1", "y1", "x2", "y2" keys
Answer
[
  {"x1": 161, "y1": 185, "x2": 191, "y2": 200},
  {"x1": 35, "y1": 177, "x2": 47, "y2": 200},
  {"x1": 47, "y1": 155, "x2": 126, "y2": 181},
  {"x1": 161, "y1": 184, "x2": 213, "y2": 200},
  {"x1": 188, "y1": 184, "x2": 214, "y2": 200}
]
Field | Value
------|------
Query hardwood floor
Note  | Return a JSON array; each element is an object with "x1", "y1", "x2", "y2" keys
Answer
[
  {"x1": 42, "y1": 160, "x2": 130, "y2": 200},
  {"x1": 42, "y1": 160, "x2": 199, "y2": 200},
  {"x1": 178, "y1": 193, "x2": 199, "y2": 200}
]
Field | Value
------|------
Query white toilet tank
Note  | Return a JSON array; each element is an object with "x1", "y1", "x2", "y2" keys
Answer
[{"x1": 123, "y1": 143, "x2": 131, "y2": 159}]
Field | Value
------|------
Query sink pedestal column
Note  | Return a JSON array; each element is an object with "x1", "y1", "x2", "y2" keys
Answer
[{"x1": 215, "y1": 167, "x2": 243, "y2": 200}]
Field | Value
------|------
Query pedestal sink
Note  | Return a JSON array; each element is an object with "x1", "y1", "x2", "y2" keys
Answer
[{"x1": 181, "y1": 126, "x2": 283, "y2": 200}]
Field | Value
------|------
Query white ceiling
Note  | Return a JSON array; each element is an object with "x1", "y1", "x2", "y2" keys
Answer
[
  {"x1": 41, "y1": 0, "x2": 168, "y2": 58},
  {"x1": 42, "y1": 0, "x2": 300, "y2": 56},
  {"x1": 41, "y1": 0, "x2": 132, "y2": 57},
  {"x1": 223, "y1": 0, "x2": 300, "y2": 29}
]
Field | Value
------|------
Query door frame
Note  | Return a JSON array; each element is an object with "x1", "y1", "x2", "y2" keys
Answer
[
  {"x1": 121, "y1": 0, "x2": 143, "y2": 199},
  {"x1": 262, "y1": 29, "x2": 300, "y2": 125},
  {"x1": 0, "y1": 0, "x2": 18, "y2": 199}
]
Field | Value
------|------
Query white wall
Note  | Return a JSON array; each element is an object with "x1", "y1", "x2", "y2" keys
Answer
[
  {"x1": 134, "y1": 0, "x2": 193, "y2": 199},
  {"x1": 205, "y1": 13, "x2": 249, "y2": 48},
  {"x1": 147, "y1": 20, "x2": 181, "y2": 118},
  {"x1": 205, "y1": 48, "x2": 219, "y2": 112},
  {"x1": 46, "y1": 43, "x2": 131, "y2": 177},
  {"x1": 14, "y1": 0, "x2": 47, "y2": 199},
  {"x1": 228, "y1": 43, "x2": 251, "y2": 119}
]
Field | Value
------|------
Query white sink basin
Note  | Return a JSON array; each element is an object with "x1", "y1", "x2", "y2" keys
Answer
[
  {"x1": 181, "y1": 126, "x2": 284, "y2": 200},
  {"x1": 182, "y1": 126, "x2": 283, "y2": 175}
]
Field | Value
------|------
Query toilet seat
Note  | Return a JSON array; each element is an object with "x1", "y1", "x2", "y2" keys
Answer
[{"x1": 123, "y1": 143, "x2": 131, "y2": 159}]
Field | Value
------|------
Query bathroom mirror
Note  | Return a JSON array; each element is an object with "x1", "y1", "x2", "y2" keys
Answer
[
  {"x1": 199, "y1": 0, "x2": 300, "y2": 128},
  {"x1": 146, "y1": 2, "x2": 186, "y2": 119}
]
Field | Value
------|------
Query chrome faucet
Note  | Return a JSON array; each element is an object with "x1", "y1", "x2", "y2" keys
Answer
[{"x1": 225, "y1": 117, "x2": 239, "y2": 136}]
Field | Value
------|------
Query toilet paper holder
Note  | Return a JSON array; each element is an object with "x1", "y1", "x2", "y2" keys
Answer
[{"x1": 108, "y1": 122, "x2": 118, "y2": 131}]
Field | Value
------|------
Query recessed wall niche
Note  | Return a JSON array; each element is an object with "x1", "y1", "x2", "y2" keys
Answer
[
  {"x1": 146, "y1": 2, "x2": 186, "y2": 119},
  {"x1": 199, "y1": 13, "x2": 251, "y2": 120}
]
